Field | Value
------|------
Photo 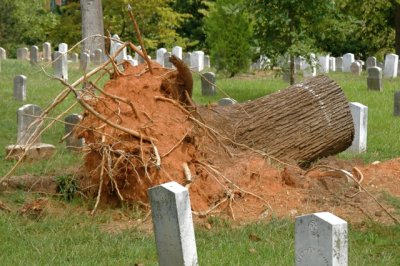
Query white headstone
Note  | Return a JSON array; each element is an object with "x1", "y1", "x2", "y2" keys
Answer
[
  {"x1": 295, "y1": 212, "x2": 348, "y2": 266},
  {"x1": 54, "y1": 51, "x2": 68, "y2": 81},
  {"x1": 342, "y1": 53, "x2": 354, "y2": 72},
  {"x1": 114, "y1": 42, "x2": 127, "y2": 63},
  {"x1": 172, "y1": 46, "x2": 183, "y2": 60},
  {"x1": 383, "y1": 53, "x2": 398, "y2": 78},
  {"x1": 148, "y1": 181, "x2": 198, "y2": 266},
  {"x1": 43, "y1": 42, "x2": 52, "y2": 62},
  {"x1": 318, "y1": 55, "x2": 330, "y2": 73},
  {"x1": 303, "y1": 53, "x2": 317, "y2": 77},
  {"x1": 0, "y1": 47, "x2": 6, "y2": 60},
  {"x1": 204, "y1": 55, "x2": 211, "y2": 69},
  {"x1": 58, "y1": 43, "x2": 68, "y2": 53},
  {"x1": 13, "y1": 75, "x2": 27, "y2": 102},
  {"x1": 110, "y1": 34, "x2": 120, "y2": 56},
  {"x1": 329, "y1": 57, "x2": 336, "y2": 72},
  {"x1": 157, "y1": 48, "x2": 167, "y2": 66},
  {"x1": 191, "y1": 51, "x2": 204, "y2": 72},
  {"x1": 347, "y1": 102, "x2": 368, "y2": 153},
  {"x1": 17, "y1": 104, "x2": 42, "y2": 145}
]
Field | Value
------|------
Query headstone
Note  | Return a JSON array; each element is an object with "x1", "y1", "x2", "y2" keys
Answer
[
  {"x1": 114, "y1": 42, "x2": 127, "y2": 63},
  {"x1": 80, "y1": 52, "x2": 90, "y2": 71},
  {"x1": 17, "y1": 48, "x2": 29, "y2": 60},
  {"x1": 295, "y1": 212, "x2": 348, "y2": 266},
  {"x1": 201, "y1": 72, "x2": 216, "y2": 96},
  {"x1": 191, "y1": 51, "x2": 204, "y2": 72},
  {"x1": 164, "y1": 52, "x2": 172, "y2": 68},
  {"x1": 156, "y1": 48, "x2": 167, "y2": 66},
  {"x1": 43, "y1": 42, "x2": 52, "y2": 62},
  {"x1": 356, "y1": 60, "x2": 365, "y2": 69},
  {"x1": 172, "y1": 46, "x2": 183, "y2": 59},
  {"x1": 70, "y1": 53, "x2": 78, "y2": 63},
  {"x1": 336, "y1": 57, "x2": 343, "y2": 72},
  {"x1": 148, "y1": 182, "x2": 198, "y2": 266},
  {"x1": 204, "y1": 55, "x2": 211, "y2": 69},
  {"x1": 59, "y1": 43, "x2": 68, "y2": 54},
  {"x1": 54, "y1": 51, "x2": 68, "y2": 81},
  {"x1": 183, "y1": 52, "x2": 191, "y2": 67},
  {"x1": 383, "y1": 53, "x2": 398, "y2": 78},
  {"x1": 16, "y1": 104, "x2": 42, "y2": 144},
  {"x1": 218, "y1": 98, "x2": 237, "y2": 106},
  {"x1": 366, "y1": 57, "x2": 376, "y2": 69},
  {"x1": 367, "y1": 66, "x2": 382, "y2": 91},
  {"x1": 93, "y1": 49, "x2": 103, "y2": 65},
  {"x1": 81, "y1": 0, "x2": 105, "y2": 54},
  {"x1": 29, "y1": 46, "x2": 39, "y2": 65},
  {"x1": 65, "y1": 114, "x2": 84, "y2": 150},
  {"x1": 329, "y1": 57, "x2": 336, "y2": 72},
  {"x1": 110, "y1": 34, "x2": 120, "y2": 56},
  {"x1": 126, "y1": 57, "x2": 138, "y2": 67},
  {"x1": 347, "y1": 102, "x2": 368, "y2": 153},
  {"x1": 342, "y1": 53, "x2": 354, "y2": 72},
  {"x1": 350, "y1": 61, "x2": 362, "y2": 76},
  {"x1": 394, "y1": 91, "x2": 400, "y2": 116},
  {"x1": 303, "y1": 53, "x2": 317, "y2": 77},
  {"x1": 0, "y1": 47, "x2": 7, "y2": 60},
  {"x1": 13, "y1": 75, "x2": 27, "y2": 102},
  {"x1": 318, "y1": 55, "x2": 330, "y2": 73}
]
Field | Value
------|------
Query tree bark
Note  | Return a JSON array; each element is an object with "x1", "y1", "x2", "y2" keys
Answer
[
  {"x1": 200, "y1": 75, "x2": 354, "y2": 166},
  {"x1": 395, "y1": 2, "x2": 400, "y2": 56},
  {"x1": 80, "y1": 0, "x2": 105, "y2": 54}
]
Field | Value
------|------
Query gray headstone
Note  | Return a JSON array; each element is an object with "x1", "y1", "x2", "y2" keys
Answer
[
  {"x1": 13, "y1": 75, "x2": 27, "y2": 102},
  {"x1": 350, "y1": 61, "x2": 362, "y2": 76},
  {"x1": 157, "y1": 48, "x2": 167, "y2": 66},
  {"x1": 383, "y1": 53, "x2": 398, "y2": 78},
  {"x1": 164, "y1": 52, "x2": 172, "y2": 68},
  {"x1": 201, "y1": 72, "x2": 216, "y2": 96},
  {"x1": 17, "y1": 48, "x2": 29, "y2": 60},
  {"x1": 218, "y1": 98, "x2": 237, "y2": 106},
  {"x1": 366, "y1": 57, "x2": 376, "y2": 69},
  {"x1": 183, "y1": 52, "x2": 191, "y2": 67},
  {"x1": 93, "y1": 49, "x2": 103, "y2": 65},
  {"x1": 191, "y1": 51, "x2": 204, "y2": 72},
  {"x1": 80, "y1": 52, "x2": 90, "y2": 71},
  {"x1": 342, "y1": 53, "x2": 354, "y2": 72},
  {"x1": 54, "y1": 51, "x2": 68, "y2": 81},
  {"x1": 65, "y1": 114, "x2": 84, "y2": 150},
  {"x1": 30, "y1": 46, "x2": 40, "y2": 65},
  {"x1": 148, "y1": 181, "x2": 198, "y2": 266},
  {"x1": 0, "y1": 47, "x2": 6, "y2": 60},
  {"x1": 336, "y1": 57, "x2": 343, "y2": 72},
  {"x1": 347, "y1": 102, "x2": 368, "y2": 153},
  {"x1": 43, "y1": 42, "x2": 52, "y2": 62},
  {"x1": 172, "y1": 46, "x2": 183, "y2": 59},
  {"x1": 17, "y1": 104, "x2": 42, "y2": 145},
  {"x1": 394, "y1": 91, "x2": 400, "y2": 116},
  {"x1": 367, "y1": 66, "x2": 382, "y2": 91},
  {"x1": 295, "y1": 212, "x2": 348, "y2": 266}
]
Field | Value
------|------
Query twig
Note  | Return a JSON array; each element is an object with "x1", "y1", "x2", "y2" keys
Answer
[
  {"x1": 91, "y1": 147, "x2": 106, "y2": 215},
  {"x1": 162, "y1": 128, "x2": 192, "y2": 158}
]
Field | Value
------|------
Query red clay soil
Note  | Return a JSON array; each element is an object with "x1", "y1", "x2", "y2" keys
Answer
[{"x1": 76, "y1": 63, "x2": 400, "y2": 225}]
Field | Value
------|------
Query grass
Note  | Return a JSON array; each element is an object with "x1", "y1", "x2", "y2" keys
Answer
[{"x1": 0, "y1": 59, "x2": 400, "y2": 265}]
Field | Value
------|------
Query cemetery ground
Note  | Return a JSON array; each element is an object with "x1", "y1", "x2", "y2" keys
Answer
[{"x1": 0, "y1": 59, "x2": 399, "y2": 265}]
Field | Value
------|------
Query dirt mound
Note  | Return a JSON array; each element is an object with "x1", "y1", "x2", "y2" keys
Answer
[{"x1": 75, "y1": 62, "x2": 399, "y2": 224}]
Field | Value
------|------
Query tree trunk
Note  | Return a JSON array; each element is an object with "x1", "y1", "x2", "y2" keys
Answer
[
  {"x1": 200, "y1": 75, "x2": 354, "y2": 166},
  {"x1": 395, "y1": 2, "x2": 400, "y2": 56},
  {"x1": 80, "y1": 0, "x2": 105, "y2": 54}
]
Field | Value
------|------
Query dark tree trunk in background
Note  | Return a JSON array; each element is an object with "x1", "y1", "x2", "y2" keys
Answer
[
  {"x1": 395, "y1": 2, "x2": 400, "y2": 55},
  {"x1": 200, "y1": 75, "x2": 354, "y2": 166},
  {"x1": 81, "y1": 0, "x2": 105, "y2": 54}
]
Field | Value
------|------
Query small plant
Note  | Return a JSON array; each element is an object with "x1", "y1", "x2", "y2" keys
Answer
[{"x1": 56, "y1": 174, "x2": 78, "y2": 201}]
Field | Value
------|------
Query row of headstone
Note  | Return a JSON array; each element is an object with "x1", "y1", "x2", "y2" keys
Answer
[
  {"x1": 148, "y1": 181, "x2": 348, "y2": 266},
  {"x1": 156, "y1": 47, "x2": 210, "y2": 71}
]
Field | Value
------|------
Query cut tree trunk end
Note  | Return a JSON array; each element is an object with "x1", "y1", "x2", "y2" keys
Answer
[{"x1": 200, "y1": 75, "x2": 354, "y2": 167}]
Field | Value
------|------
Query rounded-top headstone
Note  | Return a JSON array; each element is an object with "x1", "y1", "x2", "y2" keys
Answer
[
  {"x1": 350, "y1": 61, "x2": 362, "y2": 75},
  {"x1": 13, "y1": 75, "x2": 27, "y2": 101},
  {"x1": 201, "y1": 72, "x2": 216, "y2": 96},
  {"x1": 218, "y1": 98, "x2": 237, "y2": 106}
]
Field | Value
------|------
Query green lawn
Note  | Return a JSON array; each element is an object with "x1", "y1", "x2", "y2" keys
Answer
[{"x1": 0, "y1": 59, "x2": 399, "y2": 265}]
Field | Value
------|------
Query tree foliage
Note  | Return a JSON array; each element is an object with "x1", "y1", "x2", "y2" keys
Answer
[{"x1": 205, "y1": 0, "x2": 253, "y2": 76}]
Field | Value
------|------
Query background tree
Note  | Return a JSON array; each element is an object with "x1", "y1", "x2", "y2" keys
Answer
[
  {"x1": 248, "y1": 0, "x2": 336, "y2": 84},
  {"x1": 205, "y1": 0, "x2": 253, "y2": 77}
]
